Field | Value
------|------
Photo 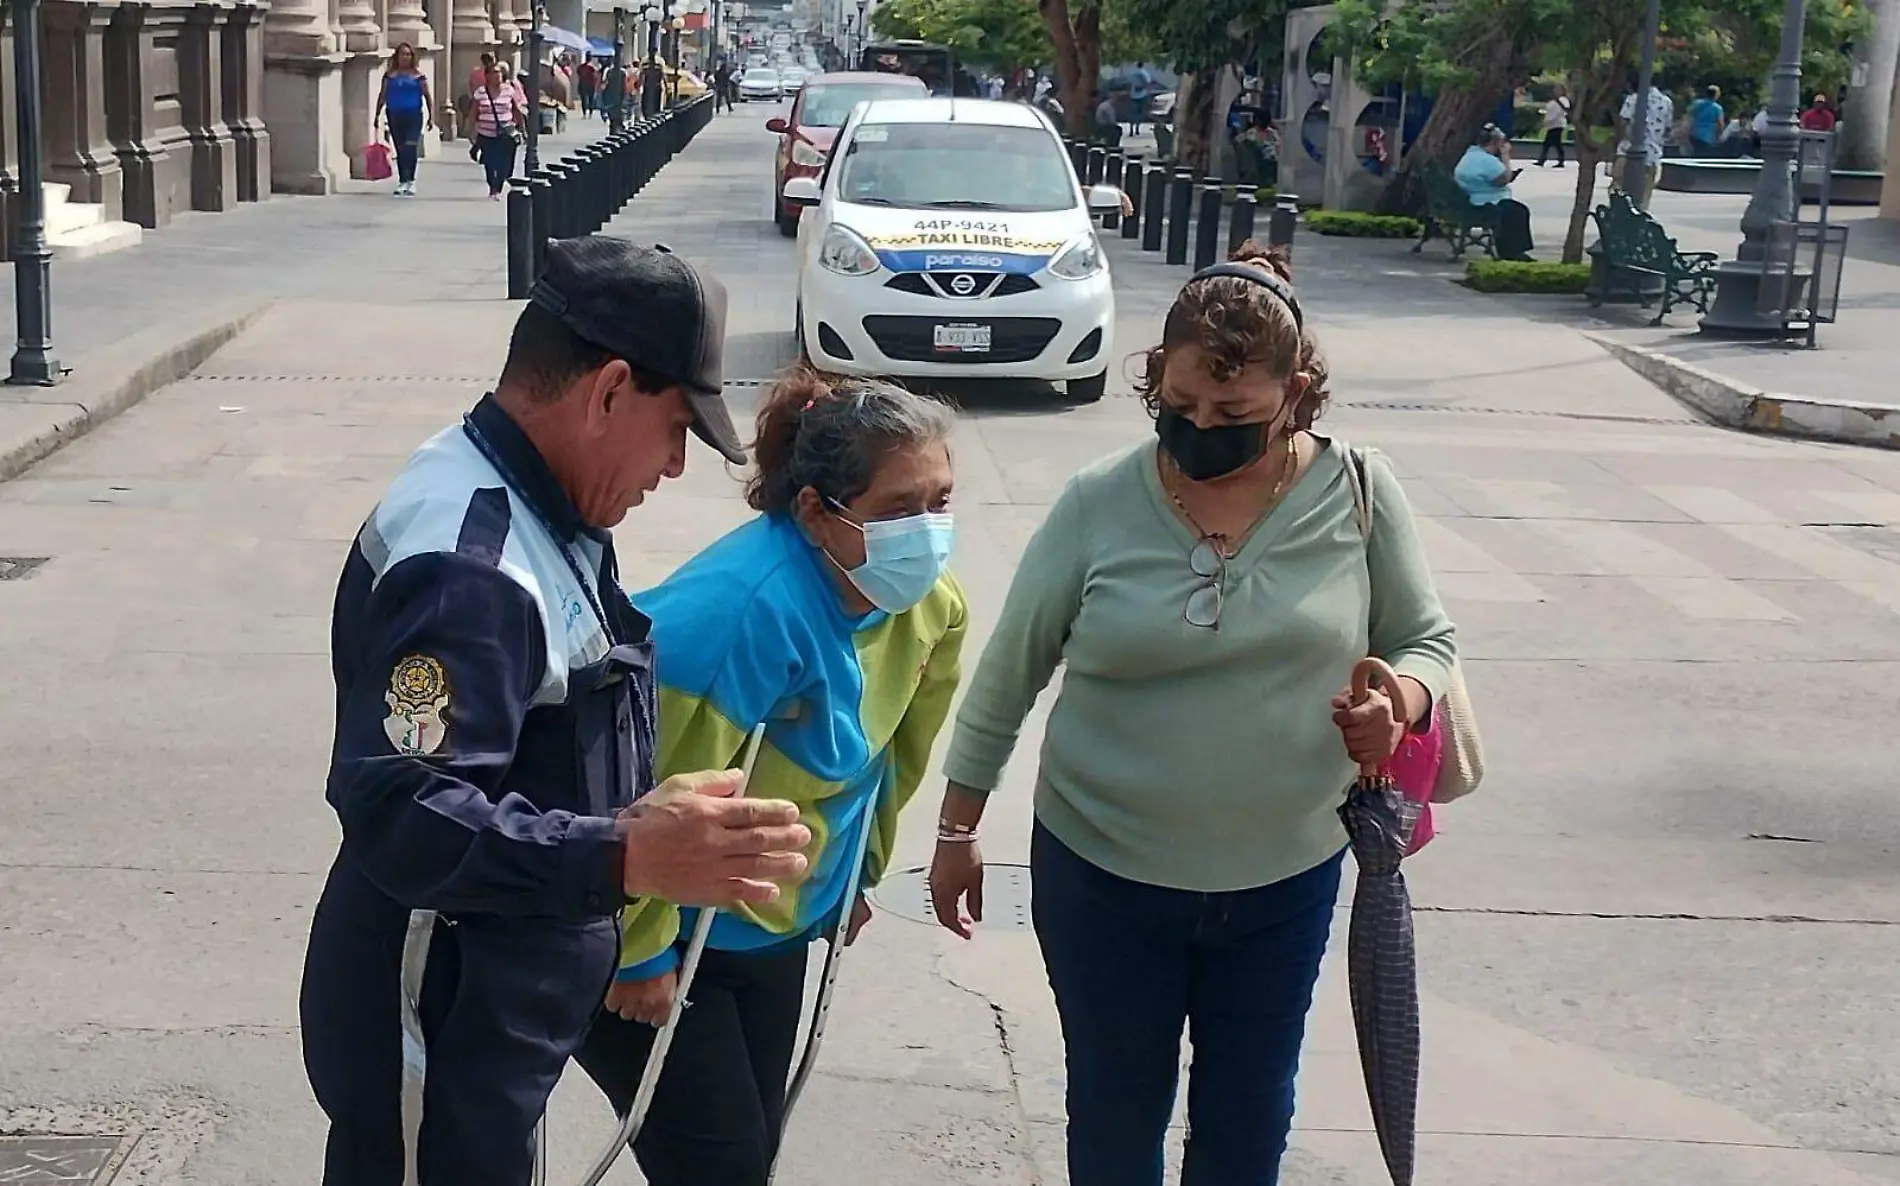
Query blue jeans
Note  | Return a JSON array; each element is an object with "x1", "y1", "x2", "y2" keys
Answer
[
  {"x1": 387, "y1": 109, "x2": 423, "y2": 183},
  {"x1": 1031, "y1": 823, "x2": 1343, "y2": 1186},
  {"x1": 479, "y1": 132, "x2": 518, "y2": 195}
]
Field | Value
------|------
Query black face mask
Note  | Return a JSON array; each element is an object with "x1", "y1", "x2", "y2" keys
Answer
[{"x1": 1155, "y1": 406, "x2": 1271, "y2": 482}]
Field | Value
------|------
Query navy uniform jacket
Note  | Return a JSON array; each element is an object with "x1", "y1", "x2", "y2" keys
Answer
[{"x1": 318, "y1": 393, "x2": 657, "y2": 930}]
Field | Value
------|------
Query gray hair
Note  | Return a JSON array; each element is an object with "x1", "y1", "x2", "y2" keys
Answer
[{"x1": 745, "y1": 374, "x2": 955, "y2": 514}]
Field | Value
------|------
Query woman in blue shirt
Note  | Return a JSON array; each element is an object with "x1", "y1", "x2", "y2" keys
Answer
[
  {"x1": 375, "y1": 43, "x2": 434, "y2": 197},
  {"x1": 1454, "y1": 124, "x2": 1533, "y2": 260}
]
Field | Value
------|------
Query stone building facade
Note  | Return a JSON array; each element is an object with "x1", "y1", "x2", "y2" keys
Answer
[{"x1": 0, "y1": 0, "x2": 538, "y2": 259}]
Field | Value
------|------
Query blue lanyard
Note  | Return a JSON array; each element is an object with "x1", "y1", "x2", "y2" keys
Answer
[{"x1": 461, "y1": 416, "x2": 616, "y2": 642}]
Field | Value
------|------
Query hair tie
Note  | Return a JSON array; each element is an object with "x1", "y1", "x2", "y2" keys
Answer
[{"x1": 801, "y1": 397, "x2": 816, "y2": 412}]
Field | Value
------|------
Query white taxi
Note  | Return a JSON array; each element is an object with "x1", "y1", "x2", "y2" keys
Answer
[{"x1": 782, "y1": 98, "x2": 1123, "y2": 402}]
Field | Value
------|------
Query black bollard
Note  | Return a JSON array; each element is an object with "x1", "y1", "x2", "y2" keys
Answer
[
  {"x1": 1085, "y1": 145, "x2": 1105, "y2": 186},
  {"x1": 1120, "y1": 152, "x2": 1143, "y2": 240},
  {"x1": 573, "y1": 147, "x2": 600, "y2": 233},
  {"x1": 507, "y1": 179, "x2": 536, "y2": 298},
  {"x1": 1268, "y1": 193, "x2": 1299, "y2": 253},
  {"x1": 1165, "y1": 168, "x2": 1193, "y2": 266},
  {"x1": 548, "y1": 161, "x2": 576, "y2": 238},
  {"x1": 1228, "y1": 187, "x2": 1258, "y2": 255},
  {"x1": 530, "y1": 171, "x2": 553, "y2": 276},
  {"x1": 1193, "y1": 178, "x2": 1223, "y2": 271},
  {"x1": 1068, "y1": 138, "x2": 1087, "y2": 181},
  {"x1": 1100, "y1": 149, "x2": 1123, "y2": 231},
  {"x1": 1141, "y1": 161, "x2": 1168, "y2": 252}
]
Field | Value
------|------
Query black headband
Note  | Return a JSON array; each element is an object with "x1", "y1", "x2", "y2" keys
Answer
[{"x1": 1189, "y1": 262, "x2": 1304, "y2": 330}]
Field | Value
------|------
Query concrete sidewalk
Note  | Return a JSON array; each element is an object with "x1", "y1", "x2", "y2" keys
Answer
[{"x1": 4, "y1": 109, "x2": 1900, "y2": 1185}]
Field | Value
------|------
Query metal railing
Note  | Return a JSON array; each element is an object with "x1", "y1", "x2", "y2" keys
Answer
[{"x1": 507, "y1": 94, "x2": 717, "y2": 298}]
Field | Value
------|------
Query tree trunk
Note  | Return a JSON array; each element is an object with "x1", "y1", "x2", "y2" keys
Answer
[
  {"x1": 1563, "y1": 137, "x2": 1606, "y2": 263},
  {"x1": 1376, "y1": 26, "x2": 1519, "y2": 216},
  {"x1": 1177, "y1": 72, "x2": 1212, "y2": 172},
  {"x1": 1039, "y1": 0, "x2": 1101, "y2": 139},
  {"x1": 1842, "y1": 0, "x2": 1900, "y2": 170}
]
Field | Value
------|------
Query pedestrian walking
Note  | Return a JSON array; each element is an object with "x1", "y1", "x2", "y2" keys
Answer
[
  {"x1": 574, "y1": 369, "x2": 967, "y2": 1186},
  {"x1": 579, "y1": 56, "x2": 600, "y2": 117},
  {"x1": 926, "y1": 241, "x2": 1458, "y2": 1186},
  {"x1": 1536, "y1": 85, "x2": 1569, "y2": 167},
  {"x1": 298, "y1": 235, "x2": 814, "y2": 1186},
  {"x1": 471, "y1": 60, "x2": 526, "y2": 199},
  {"x1": 375, "y1": 42, "x2": 434, "y2": 196},
  {"x1": 714, "y1": 60, "x2": 735, "y2": 113}
]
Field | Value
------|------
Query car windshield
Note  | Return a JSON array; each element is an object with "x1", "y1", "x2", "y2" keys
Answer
[
  {"x1": 744, "y1": 68, "x2": 777, "y2": 82},
  {"x1": 837, "y1": 122, "x2": 1074, "y2": 212},
  {"x1": 799, "y1": 83, "x2": 926, "y2": 128}
]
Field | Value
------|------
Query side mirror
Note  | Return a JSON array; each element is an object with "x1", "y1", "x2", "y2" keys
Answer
[
  {"x1": 766, "y1": 117, "x2": 790, "y2": 134},
  {"x1": 782, "y1": 175, "x2": 822, "y2": 206},
  {"x1": 1086, "y1": 184, "x2": 1124, "y2": 213}
]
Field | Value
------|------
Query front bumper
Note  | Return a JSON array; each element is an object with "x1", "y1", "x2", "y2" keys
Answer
[{"x1": 801, "y1": 264, "x2": 1115, "y2": 382}]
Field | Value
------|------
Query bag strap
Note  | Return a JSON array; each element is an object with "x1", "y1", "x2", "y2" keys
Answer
[{"x1": 1343, "y1": 443, "x2": 1373, "y2": 543}]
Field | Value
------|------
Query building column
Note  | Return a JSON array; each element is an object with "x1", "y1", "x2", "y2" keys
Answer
[
  {"x1": 180, "y1": 0, "x2": 239, "y2": 210},
  {"x1": 0, "y1": 14, "x2": 20, "y2": 262},
  {"x1": 106, "y1": 1, "x2": 193, "y2": 227},
  {"x1": 223, "y1": 0, "x2": 271, "y2": 199},
  {"x1": 336, "y1": 0, "x2": 387, "y2": 179},
  {"x1": 447, "y1": 0, "x2": 496, "y2": 138},
  {"x1": 262, "y1": 0, "x2": 348, "y2": 192},
  {"x1": 43, "y1": 0, "x2": 125, "y2": 221}
]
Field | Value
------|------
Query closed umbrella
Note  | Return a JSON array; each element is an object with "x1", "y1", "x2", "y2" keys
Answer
[{"x1": 1337, "y1": 657, "x2": 1425, "y2": 1186}]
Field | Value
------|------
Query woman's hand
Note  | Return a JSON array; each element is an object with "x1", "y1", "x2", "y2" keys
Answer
[
  {"x1": 844, "y1": 893, "x2": 872, "y2": 945},
  {"x1": 603, "y1": 969, "x2": 678, "y2": 1026},
  {"x1": 1331, "y1": 684, "x2": 1405, "y2": 769},
  {"x1": 928, "y1": 840, "x2": 985, "y2": 940}
]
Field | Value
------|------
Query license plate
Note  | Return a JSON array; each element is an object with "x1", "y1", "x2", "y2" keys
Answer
[{"x1": 933, "y1": 323, "x2": 991, "y2": 353}]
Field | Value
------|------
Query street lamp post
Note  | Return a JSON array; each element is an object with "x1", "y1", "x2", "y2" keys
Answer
[
  {"x1": 856, "y1": 0, "x2": 868, "y2": 62},
  {"x1": 1701, "y1": 0, "x2": 1811, "y2": 334},
  {"x1": 1616, "y1": 0, "x2": 1663, "y2": 201},
  {"x1": 611, "y1": 6, "x2": 627, "y2": 134},
  {"x1": 9, "y1": 0, "x2": 59, "y2": 386},
  {"x1": 524, "y1": 0, "x2": 547, "y2": 174},
  {"x1": 642, "y1": 3, "x2": 663, "y2": 116}
]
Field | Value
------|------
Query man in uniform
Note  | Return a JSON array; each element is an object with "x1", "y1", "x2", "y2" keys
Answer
[{"x1": 300, "y1": 235, "x2": 812, "y2": 1186}]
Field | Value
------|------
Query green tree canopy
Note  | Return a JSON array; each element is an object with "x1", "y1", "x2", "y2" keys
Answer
[{"x1": 869, "y1": 0, "x2": 1159, "y2": 74}]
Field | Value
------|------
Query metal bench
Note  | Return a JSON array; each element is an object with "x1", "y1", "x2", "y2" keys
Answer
[
  {"x1": 1585, "y1": 191, "x2": 1718, "y2": 325},
  {"x1": 1411, "y1": 162, "x2": 1499, "y2": 261}
]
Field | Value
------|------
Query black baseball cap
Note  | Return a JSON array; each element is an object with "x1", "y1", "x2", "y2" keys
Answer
[{"x1": 529, "y1": 235, "x2": 745, "y2": 464}]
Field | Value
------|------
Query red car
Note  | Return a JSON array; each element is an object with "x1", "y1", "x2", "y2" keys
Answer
[{"x1": 767, "y1": 71, "x2": 928, "y2": 237}]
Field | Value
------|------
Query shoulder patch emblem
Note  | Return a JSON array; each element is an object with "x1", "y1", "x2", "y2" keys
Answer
[{"x1": 385, "y1": 654, "x2": 450, "y2": 756}]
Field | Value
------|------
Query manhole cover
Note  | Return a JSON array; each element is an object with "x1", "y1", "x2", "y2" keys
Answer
[
  {"x1": 0, "y1": 557, "x2": 49, "y2": 581},
  {"x1": 869, "y1": 862, "x2": 1033, "y2": 932},
  {"x1": 0, "y1": 1135, "x2": 131, "y2": 1184}
]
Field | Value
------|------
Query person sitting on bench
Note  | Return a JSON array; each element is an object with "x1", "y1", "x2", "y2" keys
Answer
[{"x1": 1455, "y1": 124, "x2": 1534, "y2": 261}]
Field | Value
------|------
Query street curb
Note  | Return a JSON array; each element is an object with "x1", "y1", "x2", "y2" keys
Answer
[
  {"x1": 1587, "y1": 333, "x2": 1900, "y2": 451},
  {"x1": 0, "y1": 302, "x2": 265, "y2": 483}
]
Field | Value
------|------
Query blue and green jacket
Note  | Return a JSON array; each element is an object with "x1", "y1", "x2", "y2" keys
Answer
[{"x1": 616, "y1": 513, "x2": 967, "y2": 981}]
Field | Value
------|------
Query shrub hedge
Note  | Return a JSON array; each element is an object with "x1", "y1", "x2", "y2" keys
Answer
[
  {"x1": 1463, "y1": 259, "x2": 1593, "y2": 294},
  {"x1": 1303, "y1": 210, "x2": 1423, "y2": 238}
]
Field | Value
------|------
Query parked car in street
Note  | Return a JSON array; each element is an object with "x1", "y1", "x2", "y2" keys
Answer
[
  {"x1": 766, "y1": 71, "x2": 928, "y2": 237},
  {"x1": 783, "y1": 97, "x2": 1124, "y2": 402},
  {"x1": 739, "y1": 66, "x2": 784, "y2": 102}
]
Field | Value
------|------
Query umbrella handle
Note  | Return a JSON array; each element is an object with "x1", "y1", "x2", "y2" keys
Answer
[{"x1": 1349, "y1": 657, "x2": 1405, "y2": 779}]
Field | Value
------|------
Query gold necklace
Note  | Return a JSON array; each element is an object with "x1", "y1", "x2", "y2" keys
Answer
[{"x1": 1164, "y1": 432, "x2": 1299, "y2": 559}]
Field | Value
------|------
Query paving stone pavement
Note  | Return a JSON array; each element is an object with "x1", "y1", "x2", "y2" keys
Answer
[{"x1": 2, "y1": 107, "x2": 1899, "y2": 1185}]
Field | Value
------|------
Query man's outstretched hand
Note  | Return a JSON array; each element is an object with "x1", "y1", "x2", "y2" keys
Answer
[{"x1": 618, "y1": 769, "x2": 810, "y2": 907}]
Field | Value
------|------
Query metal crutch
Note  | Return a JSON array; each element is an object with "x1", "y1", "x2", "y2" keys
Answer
[
  {"x1": 574, "y1": 722, "x2": 769, "y2": 1186},
  {"x1": 764, "y1": 789, "x2": 880, "y2": 1185}
]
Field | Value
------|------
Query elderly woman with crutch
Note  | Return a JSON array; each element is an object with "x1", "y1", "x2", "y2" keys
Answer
[{"x1": 571, "y1": 368, "x2": 967, "y2": 1186}]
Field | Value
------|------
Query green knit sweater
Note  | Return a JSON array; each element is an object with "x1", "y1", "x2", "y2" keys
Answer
[{"x1": 942, "y1": 438, "x2": 1457, "y2": 892}]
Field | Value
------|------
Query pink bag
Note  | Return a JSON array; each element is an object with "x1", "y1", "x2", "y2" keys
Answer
[
  {"x1": 363, "y1": 142, "x2": 393, "y2": 182},
  {"x1": 1385, "y1": 705, "x2": 1443, "y2": 854}
]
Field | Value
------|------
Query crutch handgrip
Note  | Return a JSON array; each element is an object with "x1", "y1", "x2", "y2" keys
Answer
[{"x1": 574, "y1": 722, "x2": 770, "y2": 1186}]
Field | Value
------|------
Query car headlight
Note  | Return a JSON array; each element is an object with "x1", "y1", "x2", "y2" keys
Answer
[
  {"x1": 1047, "y1": 234, "x2": 1106, "y2": 280},
  {"x1": 819, "y1": 225, "x2": 880, "y2": 276},
  {"x1": 791, "y1": 140, "x2": 827, "y2": 167}
]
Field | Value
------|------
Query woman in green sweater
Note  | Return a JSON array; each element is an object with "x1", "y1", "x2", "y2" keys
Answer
[{"x1": 927, "y1": 244, "x2": 1456, "y2": 1186}]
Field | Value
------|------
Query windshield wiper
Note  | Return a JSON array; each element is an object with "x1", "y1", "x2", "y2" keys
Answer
[
  {"x1": 923, "y1": 199, "x2": 1007, "y2": 210},
  {"x1": 849, "y1": 196, "x2": 900, "y2": 205}
]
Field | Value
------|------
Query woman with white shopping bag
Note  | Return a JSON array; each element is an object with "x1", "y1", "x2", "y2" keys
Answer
[
  {"x1": 926, "y1": 241, "x2": 1477, "y2": 1186},
  {"x1": 573, "y1": 370, "x2": 968, "y2": 1186}
]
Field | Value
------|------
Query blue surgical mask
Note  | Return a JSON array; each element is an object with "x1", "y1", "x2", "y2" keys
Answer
[{"x1": 825, "y1": 505, "x2": 956, "y2": 614}]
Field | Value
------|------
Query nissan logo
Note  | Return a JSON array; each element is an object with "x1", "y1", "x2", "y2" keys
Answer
[{"x1": 949, "y1": 274, "x2": 977, "y2": 296}]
